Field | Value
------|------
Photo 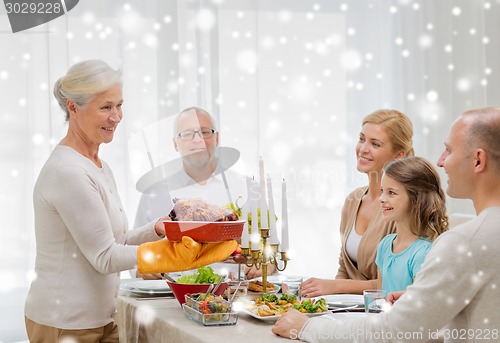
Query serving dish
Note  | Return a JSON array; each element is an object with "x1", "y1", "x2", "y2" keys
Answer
[
  {"x1": 244, "y1": 309, "x2": 326, "y2": 323},
  {"x1": 183, "y1": 294, "x2": 238, "y2": 326},
  {"x1": 244, "y1": 295, "x2": 328, "y2": 322},
  {"x1": 183, "y1": 304, "x2": 238, "y2": 326},
  {"x1": 163, "y1": 220, "x2": 245, "y2": 242}
]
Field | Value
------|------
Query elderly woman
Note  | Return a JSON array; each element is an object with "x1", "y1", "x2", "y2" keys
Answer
[{"x1": 24, "y1": 60, "x2": 236, "y2": 342}]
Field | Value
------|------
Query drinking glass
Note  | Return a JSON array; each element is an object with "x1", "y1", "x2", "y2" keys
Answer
[{"x1": 363, "y1": 289, "x2": 387, "y2": 313}]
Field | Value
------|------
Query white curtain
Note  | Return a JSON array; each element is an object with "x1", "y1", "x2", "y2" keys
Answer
[{"x1": 1, "y1": 0, "x2": 499, "y2": 339}]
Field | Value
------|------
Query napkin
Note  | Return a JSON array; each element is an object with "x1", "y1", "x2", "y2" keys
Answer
[{"x1": 137, "y1": 236, "x2": 238, "y2": 274}]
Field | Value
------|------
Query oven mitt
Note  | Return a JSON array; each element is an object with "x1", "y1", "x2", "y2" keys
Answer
[{"x1": 137, "y1": 236, "x2": 238, "y2": 274}]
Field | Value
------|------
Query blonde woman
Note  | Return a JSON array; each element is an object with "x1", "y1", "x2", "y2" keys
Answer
[{"x1": 302, "y1": 109, "x2": 414, "y2": 297}]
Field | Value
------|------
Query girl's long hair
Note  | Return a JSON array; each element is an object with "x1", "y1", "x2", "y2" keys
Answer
[{"x1": 383, "y1": 156, "x2": 448, "y2": 240}]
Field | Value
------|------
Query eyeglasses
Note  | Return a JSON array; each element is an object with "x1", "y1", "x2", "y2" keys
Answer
[{"x1": 176, "y1": 128, "x2": 216, "y2": 141}]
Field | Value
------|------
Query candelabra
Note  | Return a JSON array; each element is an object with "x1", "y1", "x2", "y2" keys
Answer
[{"x1": 240, "y1": 228, "x2": 289, "y2": 293}]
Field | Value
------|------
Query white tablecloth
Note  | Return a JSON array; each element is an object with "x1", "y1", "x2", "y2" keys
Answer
[
  {"x1": 116, "y1": 293, "x2": 283, "y2": 343},
  {"x1": 116, "y1": 286, "x2": 443, "y2": 343}
]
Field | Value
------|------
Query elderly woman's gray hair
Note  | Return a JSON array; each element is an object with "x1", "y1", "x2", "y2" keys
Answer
[{"x1": 53, "y1": 60, "x2": 122, "y2": 121}]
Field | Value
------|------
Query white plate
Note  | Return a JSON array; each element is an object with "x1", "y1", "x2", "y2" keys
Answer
[
  {"x1": 260, "y1": 275, "x2": 303, "y2": 285},
  {"x1": 120, "y1": 280, "x2": 172, "y2": 295},
  {"x1": 244, "y1": 309, "x2": 327, "y2": 323},
  {"x1": 323, "y1": 294, "x2": 364, "y2": 307}
]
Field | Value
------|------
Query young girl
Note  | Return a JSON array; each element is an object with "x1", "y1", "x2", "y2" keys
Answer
[{"x1": 376, "y1": 156, "x2": 448, "y2": 293}]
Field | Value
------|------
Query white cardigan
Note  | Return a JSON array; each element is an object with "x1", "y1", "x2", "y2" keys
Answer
[{"x1": 25, "y1": 145, "x2": 160, "y2": 329}]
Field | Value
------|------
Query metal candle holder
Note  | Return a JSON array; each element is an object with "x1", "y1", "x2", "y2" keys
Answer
[{"x1": 240, "y1": 228, "x2": 289, "y2": 293}]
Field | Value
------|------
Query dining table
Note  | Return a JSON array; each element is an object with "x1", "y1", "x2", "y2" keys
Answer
[
  {"x1": 116, "y1": 283, "x2": 285, "y2": 343},
  {"x1": 116, "y1": 279, "x2": 444, "y2": 343}
]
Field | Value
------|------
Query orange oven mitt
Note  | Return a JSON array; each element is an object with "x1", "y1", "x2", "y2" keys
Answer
[{"x1": 137, "y1": 236, "x2": 238, "y2": 274}]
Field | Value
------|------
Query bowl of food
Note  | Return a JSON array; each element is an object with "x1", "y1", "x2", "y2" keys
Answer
[
  {"x1": 164, "y1": 198, "x2": 244, "y2": 242},
  {"x1": 168, "y1": 267, "x2": 228, "y2": 305},
  {"x1": 168, "y1": 282, "x2": 228, "y2": 305}
]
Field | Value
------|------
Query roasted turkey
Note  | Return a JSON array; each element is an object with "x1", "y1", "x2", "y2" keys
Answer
[{"x1": 168, "y1": 198, "x2": 239, "y2": 222}]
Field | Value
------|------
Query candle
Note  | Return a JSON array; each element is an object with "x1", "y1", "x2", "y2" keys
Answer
[
  {"x1": 259, "y1": 157, "x2": 268, "y2": 228},
  {"x1": 267, "y1": 175, "x2": 280, "y2": 244},
  {"x1": 250, "y1": 179, "x2": 259, "y2": 250},
  {"x1": 241, "y1": 177, "x2": 251, "y2": 248},
  {"x1": 281, "y1": 178, "x2": 289, "y2": 251}
]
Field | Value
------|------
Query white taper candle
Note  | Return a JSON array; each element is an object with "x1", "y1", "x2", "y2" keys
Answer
[
  {"x1": 258, "y1": 157, "x2": 268, "y2": 229},
  {"x1": 267, "y1": 175, "x2": 279, "y2": 245},
  {"x1": 281, "y1": 178, "x2": 289, "y2": 251}
]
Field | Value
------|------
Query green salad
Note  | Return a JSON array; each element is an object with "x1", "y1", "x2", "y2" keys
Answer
[
  {"x1": 294, "y1": 298, "x2": 328, "y2": 313},
  {"x1": 176, "y1": 266, "x2": 222, "y2": 284}
]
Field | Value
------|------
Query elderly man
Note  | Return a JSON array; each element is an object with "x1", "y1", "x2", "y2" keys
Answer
[
  {"x1": 273, "y1": 107, "x2": 500, "y2": 342},
  {"x1": 134, "y1": 107, "x2": 244, "y2": 227},
  {"x1": 134, "y1": 107, "x2": 274, "y2": 279}
]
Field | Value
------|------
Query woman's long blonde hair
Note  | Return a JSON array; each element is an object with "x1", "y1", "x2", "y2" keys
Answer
[{"x1": 363, "y1": 109, "x2": 415, "y2": 157}]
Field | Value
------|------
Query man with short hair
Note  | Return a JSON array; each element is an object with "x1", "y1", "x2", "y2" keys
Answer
[
  {"x1": 272, "y1": 107, "x2": 500, "y2": 342},
  {"x1": 135, "y1": 107, "x2": 244, "y2": 227},
  {"x1": 134, "y1": 107, "x2": 274, "y2": 279}
]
